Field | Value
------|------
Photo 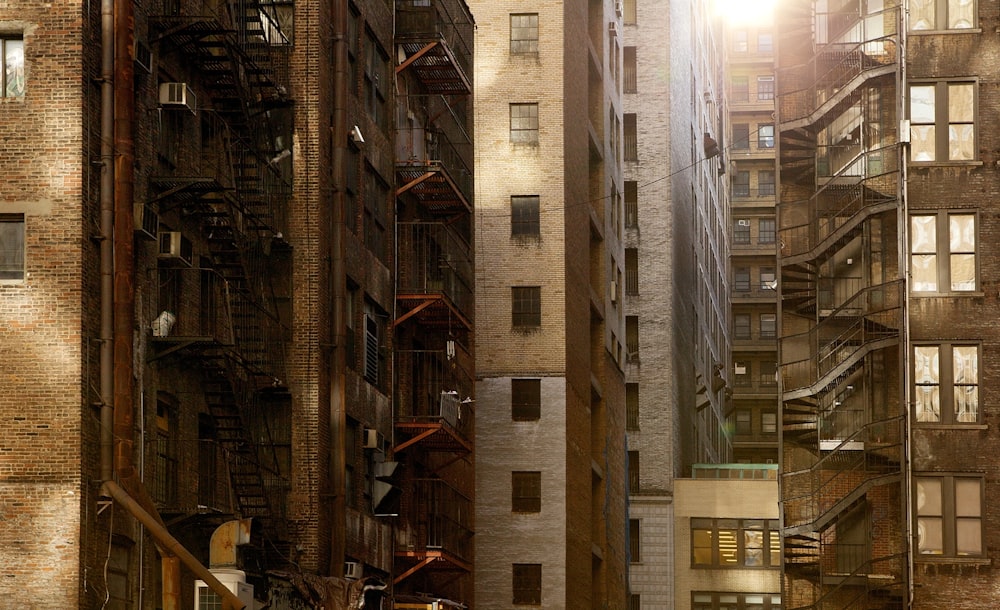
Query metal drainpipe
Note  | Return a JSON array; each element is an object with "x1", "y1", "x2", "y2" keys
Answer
[
  {"x1": 329, "y1": 0, "x2": 349, "y2": 577},
  {"x1": 99, "y1": 0, "x2": 114, "y2": 487}
]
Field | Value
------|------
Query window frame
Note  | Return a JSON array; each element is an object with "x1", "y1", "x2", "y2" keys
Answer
[
  {"x1": 511, "y1": 471, "x2": 541, "y2": 513},
  {"x1": 512, "y1": 286, "x2": 541, "y2": 327},
  {"x1": 512, "y1": 563, "x2": 542, "y2": 605},
  {"x1": 908, "y1": 80, "x2": 977, "y2": 163},
  {"x1": 692, "y1": 592, "x2": 782, "y2": 610},
  {"x1": 909, "y1": 211, "x2": 978, "y2": 294},
  {"x1": 510, "y1": 103, "x2": 539, "y2": 145},
  {"x1": 733, "y1": 123, "x2": 750, "y2": 150},
  {"x1": 756, "y1": 75, "x2": 775, "y2": 101},
  {"x1": 758, "y1": 171, "x2": 776, "y2": 197},
  {"x1": 1, "y1": 36, "x2": 25, "y2": 98},
  {"x1": 511, "y1": 378, "x2": 541, "y2": 421},
  {"x1": 510, "y1": 13, "x2": 539, "y2": 54},
  {"x1": 511, "y1": 195, "x2": 540, "y2": 237},
  {"x1": 912, "y1": 342, "x2": 981, "y2": 425},
  {"x1": 758, "y1": 217, "x2": 776, "y2": 243},
  {"x1": 758, "y1": 123, "x2": 775, "y2": 149},
  {"x1": 915, "y1": 474, "x2": 984, "y2": 559},
  {"x1": 733, "y1": 219, "x2": 751, "y2": 244},
  {"x1": 732, "y1": 171, "x2": 751, "y2": 198},
  {"x1": 630, "y1": 518, "x2": 641, "y2": 563},
  {"x1": 734, "y1": 313, "x2": 751, "y2": 340},
  {"x1": 759, "y1": 313, "x2": 777, "y2": 339},
  {"x1": 691, "y1": 518, "x2": 781, "y2": 568},
  {"x1": 909, "y1": 0, "x2": 977, "y2": 31},
  {"x1": 732, "y1": 75, "x2": 749, "y2": 102},
  {"x1": 0, "y1": 213, "x2": 26, "y2": 282}
]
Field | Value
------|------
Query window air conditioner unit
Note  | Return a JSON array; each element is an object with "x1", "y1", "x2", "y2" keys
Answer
[
  {"x1": 615, "y1": 0, "x2": 623, "y2": 17},
  {"x1": 134, "y1": 40, "x2": 152, "y2": 74},
  {"x1": 344, "y1": 561, "x2": 363, "y2": 580},
  {"x1": 134, "y1": 202, "x2": 159, "y2": 240},
  {"x1": 194, "y1": 570, "x2": 253, "y2": 610},
  {"x1": 158, "y1": 231, "x2": 194, "y2": 267},
  {"x1": 608, "y1": 21, "x2": 619, "y2": 37},
  {"x1": 610, "y1": 280, "x2": 618, "y2": 303},
  {"x1": 737, "y1": 219, "x2": 751, "y2": 227},
  {"x1": 439, "y1": 391, "x2": 460, "y2": 428},
  {"x1": 363, "y1": 428, "x2": 384, "y2": 451},
  {"x1": 159, "y1": 82, "x2": 196, "y2": 114}
]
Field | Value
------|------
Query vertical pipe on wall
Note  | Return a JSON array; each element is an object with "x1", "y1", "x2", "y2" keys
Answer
[{"x1": 99, "y1": 0, "x2": 114, "y2": 487}]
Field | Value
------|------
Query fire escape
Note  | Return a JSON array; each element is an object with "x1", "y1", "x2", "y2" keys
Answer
[
  {"x1": 391, "y1": 0, "x2": 474, "y2": 598},
  {"x1": 776, "y1": 1, "x2": 907, "y2": 608},
  {"x1": 146, "y1": 0, "x2": 293, "y2": 564}
]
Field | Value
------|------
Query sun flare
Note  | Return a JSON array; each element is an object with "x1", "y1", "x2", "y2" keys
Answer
[{"x1": 715, "y1": 0, "x2": 778, "y2": 26}]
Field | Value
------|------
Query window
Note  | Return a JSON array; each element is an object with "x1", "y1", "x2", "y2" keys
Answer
[
  {"x1": 757, "y1": 76, "x2": 774, "y2": 101},
  {"x1": 512, "y1": 564, "x2": 542, "y2": 605},
  {"x1": 364, "y1": 167, "x2": 389, "y2": 261},
  {"x1": 758, "y1": 123, "x2": 775, "y2": 148},
  {"x1": 733, "y1": 171, "x2": 750, "y2": 198},
  {"x1": 624, "y1": 113, "x2": 638, "y2": 160},
  {"x1": 759, "y1": 313, "x2": 776, "y2": 339},
  {"x1": 734, "y1": 267, "x2": 750, "y2": 292},
  {"x1": 629, "y1": 594, "x2": 641, "y2": 610},
  {"x1": 732, "y1": 76, "x2": 749, "y2": 102},
  {"x1": 625, "y1": 248, "x2": 638, "y2": 294},
  {"x1": 510, "y1": 103, "x2": 539, "y2": 144},
  {"x1": 626, "y1": 315, "x2": 639, "y2": 360},
  {"x1": 761, "y1": 411, "x2": 777, "y2": 434},
  {"x1": 625, "y1": 181, "x2": 638, "y2": 227},
  {"x1": 364, "y1": 31, "x2": 389, "y2": 131},
  {"x1": 630, "y1": 519, "x2": 641, "y2": 562},
  {"x1": 733, "y1": 30, "x2": 748, "y2": 52},
  {"x1": 735, "y1": 410, "x2": 752, "y2": 435},
  {"x1": 626, "y1": 383, "x2": 639, "y2": 430},
  {"x1": 512, "y1": 286, "x2": 541, "y2": 327},
  {"x1": 628, "y1": 450, "x2": 639, "y2": 493},
  {"x1": 363, "y1": 301, "x2": 386, "y2": 387},
  {"x1": 758, "y1": 31, "x2": 774, "y2": 53},
  {"x1": 760, "y1": 267, "x2": 776, "y2": 291},
  {"x1": 910, "y1": 213, "x2": 977, "y2": 292},
  {"x1": 758, "y1": 218, "x2": 776, "y2": 244},
  {"x1": 512, "y1": 378, "x2": 541, "y2": 421},
  {"x1": 691, "y1": 518, "x2": 781, "y2": 568},
  {"x1": 758, "y1": 171, "x2": 776, "y2": 197},
  {"x1": 734, "y1": 361, "x2": 750, "y2": 386},
  {"x1": 154, "y1": 394, "x2": 178, "y2": 505},
  {"x1": 910, "y1": 0, "x2": 975, "y2": 30},
  {"x1": 510, "y1": 13, "x2": 538, "y2": 54},
  {"x1": 913, "y1": 343, "x2": 979, "y2": 424},
  {"x1": 733, "y1": 124, "x2": 750, "y2": 149},
  {"x1": 916, "y1": 475, "x2": 983, "y2": 557},
  {"x1": 760, "y1": 360, "x2": 777, "y2": 386},
  {"x1": 512, "y1": 471, "x2": 541, "y2": 512},
  {"x1": 511, "y1": 195, "x2": 540, "y2": 236},
  {"x1": 623, "y1": 0, "x2": 637, "y2": 24},
  {"x1": 909, "y1": 81, "x2": 975, "y2": 162},
  {"x1": 734, "y1": 314, "x2": 751, "y2": 340},
  {"x1": 734, "y1": 219, "x2": 751, "y2": 244},
  {"x1": 0, "y1": 214, "x2": 25, "y2": 281},
  {"x1": 624, "y1": 46, "x2": 637, "y2": 93},
  {"x1": 1, "y1": 36, "x2": 25, "y2": 98},
  {"x1": 692, "y1": 593, "x2": 782, "y2": 610}
]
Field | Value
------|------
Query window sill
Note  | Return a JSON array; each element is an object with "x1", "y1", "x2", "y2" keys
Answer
[
  {"x1": 908, "y1": 28, "x2": 982, "y2": 35},
  {"x1": 910, "y1": 291, "x2": 984, "y2": 297},
  {"x1": 908, "y1": 160, "x2": 983, "y2": 168},
  {"x1": 913, "y1": 423, "x2": 987, "y2": 430},
  {"x1": 915, "y1": 556, "x2": 991, "y2": 566}
]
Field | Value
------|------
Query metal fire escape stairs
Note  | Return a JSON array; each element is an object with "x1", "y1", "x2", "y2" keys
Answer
[
  {"x1": 777, "y1": 3, "x2": 906, "y2": 608},
  {"x1": 149, "y1": 0, "x2": 293, "y2": 558}
]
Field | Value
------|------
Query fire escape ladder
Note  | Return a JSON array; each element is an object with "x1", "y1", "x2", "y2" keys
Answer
[{"x1": 395, "y1": 0, "x2": 473, "y2": 96}]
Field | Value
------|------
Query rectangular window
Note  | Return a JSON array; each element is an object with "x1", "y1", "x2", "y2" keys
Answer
[
  {"x1": 733, "y1": 171, "x2": 751, "y2": 197},
  {"x1": 758, "y1": 123, "x2": 775, "y2": 148},
  {"x1": 734, "y1": 267, "x2": 750, "y2": 292},
  {"x1": 0, "y1": 214, "x2": 25, "y2": 281},
  {"x1": 910, "y1": 0, "x2": 976, "y2": 30},
  {"x1": 757, "y1": 75, "x2": 775, "y2": 101},
  {"x1": 363, "y1": 304, "x2": 385, "y2": 387},
  {"x1": 761, "y1": 411, "x2": 777, "y2": 434},
  {"x1": 693, "y1": 593, "x2": 782, "y2": 610},
  {"x1": 626, "y1": 315, "x2": 639, "y2": 360},
  {"x1": 734, "y1": 361, "x2": 750, "y2": 386},
  {"x1": 910, "y1": 213, "x2": 977, "y2": 292},
  {"x1": 512, "y1": 471, "x2": 541, "y2": 512},
  {"x1": 914, "y1": 343, "x2": 979, "y2": 424},
  {"x1": 512, "y1": 286, "x2": 541, "y2": 327},
  {"x1": 916, "y1": 475, "x2": 983, "y2": 557},
  {"x1": 760, "y1": 267, "x2": 776, "y2": 291},
  {"x1": 629, "y1": 594, "x2": 641, "y2": 610},
  {"x1": 760, "y1": 360, "x2": 777, "y2": 386},
  {"x1": 512, "y1": 378, "x2": 541, "y2": 421},
  {"x1": 364, "y1": 168, "x2": 389, "y2": 262},
  {"x1": 733, "y1": 123, "x2": 750, "y2": 149},
  {"x1": 364, "y1": 31, "x2": 389, "y2": 131},
  {"x1": 759, "y1": 217, "x2": 776, "y2": 243},
  {"x1": 510, "y1": 103, "x2": 539, "y2": 144},
  {"x1": 735, "y1": 409, "x2": 752, "y2": 435},
  {"x1": 758, "y1": 31, "x2": 774, "y2": 53},
  {"x1": 511, "y1": 195, "x2": 540, "y2": 236},
  {"x1": 510, "y1": 13, "x2": 539, "y2": 54},
  {"x1": 733, "y1": 30, "x2": 748, "y2": 52},
  {"x1": 512, "y1": 563, "x2": 542, "y2": 605},
  {"x1": 623, "y1": 0, "x2": 637, "y2": 24},
  {"x1": 624, "y1": 113, "x2": 638, "y2": 160},
  {"x1": 1, "y1": 36, "x2": 25, "y2": 98},
  {"x1": 625, "y1": 181, "x2": 638, "y2": 227},
  {"x1": 759, "y1": 313, "x2": 777, "y2": 339},
  {"x1": 630, "y1": 518, "x2": 641, "y2": 562},
  {"x1": 734, "y1": 219, "x2": 751, "y2": 244},
  {"x1": 625, "y1": 248, "x2": 638, "y2": 295},
  {"x1": 691, "y1": 518, "x2": 781, "y2": 568},
  {"x1": 758, "y1": 170, "x2": 776, "y2": 197},
  {"x1": 628, "y1": 450, "x2": 640, "y2": 493},
  {"x1": 910, "y1": 81, "x2": 975, "y2": 162},
  {"x1": 732, "y1": 76, "x2": 749, "y2": 102},
  {"x1": 626, "y1": 383, "x2": 639, "y2": 430},
  {"x1": 734, "y1": 314, "x2": 751, "y2": 340},
  {"x1": 624, "y1": 46, "x2": 637, "y2": 93}
]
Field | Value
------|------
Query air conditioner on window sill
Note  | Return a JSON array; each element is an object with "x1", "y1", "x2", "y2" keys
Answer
[
  {"x1": 344, "y1": 561, "x2": 363, "y2": 580},
  {"x1": 158, "y1": 231, "x2": 194, "y2": 267},
  {"x1": 363, "y1": 428, "x2": 384, "y2": 451},
  {"x1": 159, "y1": 82, "x2": 196, "y2": 114}
]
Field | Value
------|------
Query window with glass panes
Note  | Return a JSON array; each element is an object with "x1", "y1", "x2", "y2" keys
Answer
[
  {"x1": 732, "y1": 76, "x2": 749, "y2": 102},
  {"x1": 910, "y1": 0, "x2": 975, "y2": 30},
  {"x1": 735, "y1": 267, "x2": 750, "y2": 291},
  {"x1": 757, "y1": 76, "x2": 774, "y2": 101},
  {"x1": 512, "y1": 564, "x2": 542, "y2": 604},
  {"x1": 909, "y1": 81, "x2": 975, "y2": 162},
  {"x1": 734, "y1": 219, "x2": 751, "y2": 244},
  {"x1": 692, "y1": 593, "x2": 782, "y2": 610},
  {"x1": 512, "y1": 286, "x2": 541, "y2": 327},
  {"x1": 691, "y1": 519, "x2": 780, "y2": 568},
  {"x1": 733, "y1": 123, "x2": 750, "y2": 149},
  {"x1": 758, "y1": 124, "x2": 775, "y2": 148},
  {"x1": 915, "y1": 475, "x2": 983, "y2": 557},
  {"x1": 758, "y1": 31, "x2": 773, "y2": 52},
  {"x1": 0, "y1": 214, "x2": 25, "y2": 281},
  {"x1": 2, "y1": 36, "x2": 25, "y2": 98},
  {"x1": 734, "y1": 314, "x2": 751, "y2": 339},
  {"x1": 512, "y1": 471, "x2": 541, "y2": 512},
  {"x1": 512, "y1": 378, "x2": 541, "y2": 420},
  {"x1": 758, "y1": 170, "x2": 775, "y2": 197},
  {"x1": 758, "y1": 218, "x2": 776, "y2": 244},
  {"x1": 910, "y1": 213, "x2": 977, "y2": 292},
  {"x1": 510, "y1": 13, "x2": 538, "y2": 54},
  {"x1": 759, "y1": 313, "x2": 776, "y2": 339},
  {"x1": 913, "y1": 343, "x2": 980, "y2": 424},
  {"x1": 511, "y1": 195, "x2": 540, "y2": 236},
  {"x1": 733, "y1": 171, "x2": 750, "y2": 197},
  {"x1": 510, "y1": 103, "x2": 539, "y2": 144}
]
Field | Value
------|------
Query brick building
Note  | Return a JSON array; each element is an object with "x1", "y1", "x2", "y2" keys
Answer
[{"x1": 0, "y1": 0, "x2": 475, "y2": 607}]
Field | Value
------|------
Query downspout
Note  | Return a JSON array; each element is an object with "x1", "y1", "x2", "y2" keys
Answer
[
  {"x1": 99, "y1": 0, "x2": 114, "y2": 485},
  {"x1": 329, "y1": 0, "x2": 349, "y2": 576}
]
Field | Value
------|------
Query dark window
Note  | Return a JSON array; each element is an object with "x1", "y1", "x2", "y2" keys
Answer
[
  {"x1": 625, "y1": 248, "x2": 639, "y2": 294},
  {"x1": 734, "y1": 267, "x2": 750, "y2": 292},
  {"x1": 624, "y1": 46, "x2": 637, "y2": 93},
  {"x1": 691, "y1": 518, "x2": 781, "y2": 568},
  {"x1": 625, "y1": 181, "x2": 638, "y2": 227},
  {"x1": 630, "y1": 518, "x2": 641, "y2": 562},
  {"x1": 628, "y1": 450, "x2": 640, "y2": 493},
  {"x1": 510, "y1": 13, "x2": 539, "y2": 54},
  {"x1": 154, "y1": 394, "x2": 178, "y2": 505},
  {"x1": 512, "y1": 286, "x2": 541, "y2": 327},
  {"x1": 626, "y1": 315, "x2": 639, "y2": 360},
  {"x1": 364, "y1": 167, "x2": 389, "y2": 262},
  {"x1": 510, "y1": 103, "x2": 539, "y2": 144},
  {"x1": 734, "y1": 314, "x2": 751, "y2": 339},
  {"x1": 760, "y1": 360, "x2": 777, "y2": 386},
  {"x1": 760, "y1": 313, "x2": 776, "y2": 339},
  {"x1": 511, "y1": 195, "x2": 540, "y2": 236},
  {"x1": 0, "y1": 214, "x2": 25, "y2": 281},
  {"x1": 734, "y1": 219, "x2": 751, "y2": 244},
  {"x1": 758, "y1": 170, "x2": 776, "y2": 197},
  {"x1": 761, "y1": 411, "x2": 777, "y2": 434},
  {"x1": 624, "y1": 113, "x2": 638, "y2": 160},
  {"x1": 733, "y1": 123, "x2": 750, "y2": 149},
  {"x1": 733, "y1": 171, "x2": 750, "y2": 197},
  {"x1": 626, "y1": 383, "x2": 639, "y2": 430},
  {"x1": 512, "y1": 564, "x2": 542, "y2": 605},
  {"x1": 364, "y1": 30, "x2": 389, "y2": 131},
  {"x1": 512, "y1": 471, "x2": 541, "y2": 512},
  {"x1": 759, "y1": 217, "x2": 776, "y2": 243},
  {"x1": 735, "y1": 410, "x2": 752, "y2": 435},
  {"x1": 734, "y1": 361, "x2": 751, "y2": 386},
  {"x1": 629, "y1": 594, "x2": 641, "y2": 610},
  {"x1": 512, "y1": 378, "x2": 541, "y2": 421},
  {"x1": 1, "y1": 36, "x2": 25, "y2": 98}
]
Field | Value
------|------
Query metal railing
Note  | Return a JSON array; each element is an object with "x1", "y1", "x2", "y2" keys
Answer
[
  {"x1": 396, "y1": 222, "x2": 473, "y2": 318},
  {"x1": 408, "y1": 478, "x2": 473, "y2": 562},
  {"x1": 396, "y1": 0, "x2": 474, "y2": 81},
  {"x1": 396, "y1": 126, "x2": 473, "y2": 205}
]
